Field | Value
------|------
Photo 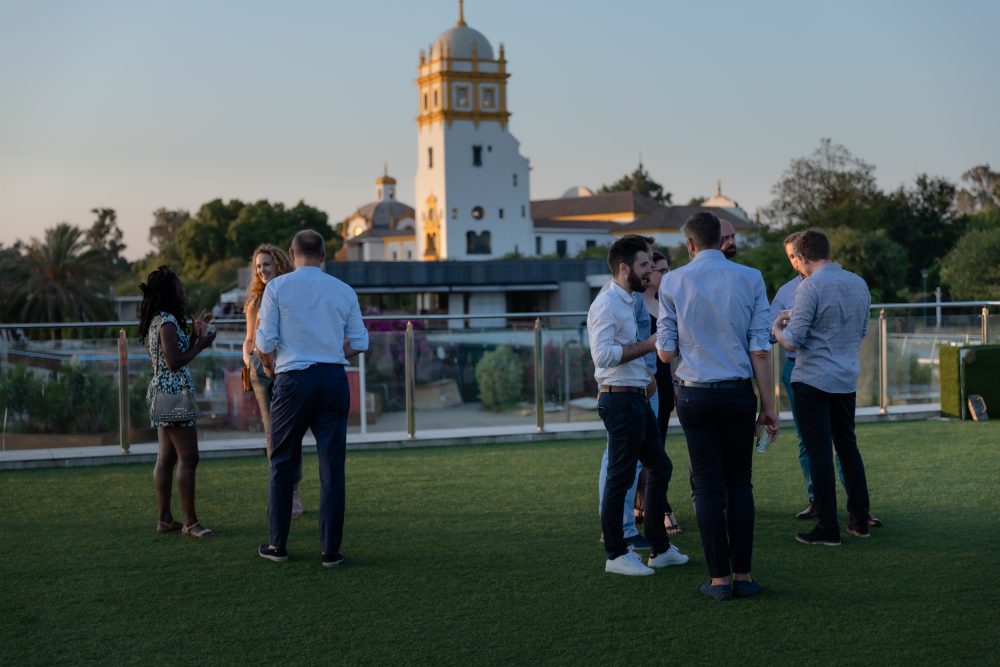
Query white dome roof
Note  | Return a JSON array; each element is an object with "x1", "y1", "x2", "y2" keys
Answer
[
  {"x1": 560, "y1": 185, "x2": 595, "y2": 198},
  {"x1": 434, "y1": 24, "x2": 494, "y2": 60}
]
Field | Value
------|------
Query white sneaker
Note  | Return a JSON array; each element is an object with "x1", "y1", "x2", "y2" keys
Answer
[
  {"x1": 605, "y1": 546, "x2": 655, "y2": 576},
  {"x1": 647, "y1": 544, "x2": 689, "y2": 568}
]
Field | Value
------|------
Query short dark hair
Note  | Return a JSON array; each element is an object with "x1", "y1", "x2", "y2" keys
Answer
[
  {"x1": 795, "y1": 229, "x2": 831, "y2": 261},
  {"x1": 607, "y1": 235, "x2": 650, "y2": 275},
  {"x1": 783, "y1": 231, "x2": 803, "y2": 247},
  {"x1": 651, "y1": 252, "x2": 667, "y2": 264},
  {"x1": 292, "y1": 229, "x2": 325, "y2": 258},
  {"x1": 681, "y1": 212, "x2": 721, "y2": 249}
]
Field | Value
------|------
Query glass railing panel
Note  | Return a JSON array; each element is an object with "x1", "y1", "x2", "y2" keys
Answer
[{"x1": 541, "y1": 326, "x2": 602, "y2": 425}]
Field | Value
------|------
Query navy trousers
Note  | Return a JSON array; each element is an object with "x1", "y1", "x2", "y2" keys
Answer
[
  {"x1": 268, "y1": 363, "x2": 350, "y2": 555},
  {"x1": 598, "y1": 391, "x2": 672, "y2": 559},
  {"x1": 676, "y1": 384, "x2": 757, "y2": 578},
  {"x1": 792, "y1": 381, "x2": 870, "y2": 534}
]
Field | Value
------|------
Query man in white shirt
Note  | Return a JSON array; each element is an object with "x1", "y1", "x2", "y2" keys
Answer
[
  {"x1": 255, "y1": 230, "x2": 369, "y2": 567},
  {"x1": 588, "y1": 236, "x2": 688, "y2": 576}
]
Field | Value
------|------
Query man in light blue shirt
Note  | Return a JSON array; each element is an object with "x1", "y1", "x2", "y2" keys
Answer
[
  {"x1": 256, "y1": 230, "x2": 368, "y2": 567},
  {"x1": 773, "y1": 229, "x2": 873, "y2": 546},
  {"x1": 656, "y1": 212, "x2": 778, "y2": 600}
]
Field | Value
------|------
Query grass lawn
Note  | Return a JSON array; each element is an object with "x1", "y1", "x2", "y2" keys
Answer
[{"x1": 2, "y1": 420, "x2": 999, "y2": 665}]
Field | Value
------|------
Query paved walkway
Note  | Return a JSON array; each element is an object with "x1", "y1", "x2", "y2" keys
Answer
[{"x1": 0, "y1": 404, "x2": 941, "y2": 470}]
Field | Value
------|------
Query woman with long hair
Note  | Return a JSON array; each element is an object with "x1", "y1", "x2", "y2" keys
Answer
[
  {"x1": 242, "y1": 244, "x2": 301, "y2": 516},
  {"x1": 139, "y1": 266, "x2": 216, "y2": 537}
]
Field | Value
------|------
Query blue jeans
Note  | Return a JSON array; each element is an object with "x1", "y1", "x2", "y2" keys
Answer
[
  {"x1": 676, "y1": 383, "x2": 757, "y2": 578},
  {"x1": 792, "y1": 382, "x2": 871, "y2": 534},
  {"x1": 598, "y1": 390, "x2": 659, "y2": 538},
  {"x1": 598, "y1": 390, "x2": 672, "y2": 559},
  {"x1": 784, "y1": 358, "x2": 844, "y2": 502},
  {"x1": 268, "y1": 363, "x2": 350, "y2": 555}
]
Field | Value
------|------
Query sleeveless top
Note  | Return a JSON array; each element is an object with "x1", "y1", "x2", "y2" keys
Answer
[{"x1": 146, "y1": 312, "x2": 197, "y2": 427}]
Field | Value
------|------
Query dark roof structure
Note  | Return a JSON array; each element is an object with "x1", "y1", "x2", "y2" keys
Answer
[
  {"x1": 530, "y1": 191, "x2": 663, "y2": 220},
  {"x1": 353, "y1": 200, "x2": 415, "y2": 229}
]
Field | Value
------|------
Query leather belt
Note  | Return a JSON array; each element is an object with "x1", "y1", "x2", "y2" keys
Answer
[
  {"x1": 600, "y1": 386, "x2": 646, "y2": 394},
  {"x1": 675, "y1": 379, "x2": 752, "y2": 390}
]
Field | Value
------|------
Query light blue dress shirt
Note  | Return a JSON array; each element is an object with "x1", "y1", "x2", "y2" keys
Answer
[
  {"x1": 656, "y1": 249, "x2": 771, "y2": 383},
  {"x1": 256, "y1": 266, "x2": 369, "y2": 374},
  {"x1": 784, "y1": 262, "x2": 870, "y2": 394},
  {"x1": 770, "y1": 275, "x2": 803, "y2": 360}
]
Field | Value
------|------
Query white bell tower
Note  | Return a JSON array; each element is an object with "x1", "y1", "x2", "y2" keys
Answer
[{"x1": 414, "y1": 1, "x2": 533, "y2": 260}]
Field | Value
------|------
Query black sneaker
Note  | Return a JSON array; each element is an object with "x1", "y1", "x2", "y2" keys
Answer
[
  {"x1": 258, "y1": 544, "x2": 289, "y2": 562},
  {"x1": 699, "y1": 583, "x2": 733, "y2": 601},
  {"x1": 625, "y1": 534, "x2": 651, "y2": 550},
  {"x1": 322, "y1": 553, "x2": 345, "y2": 568},
  {"x1": 732, "y1": 580, "x2": 763, "y2": 598},
  {"x1": 795, "y1": 527, "x2": 841, "y2": 546}
]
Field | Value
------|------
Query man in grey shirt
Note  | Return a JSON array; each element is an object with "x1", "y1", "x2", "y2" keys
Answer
[{"x1": 773, "y1": 229, "x2": 874, "y2": 546}]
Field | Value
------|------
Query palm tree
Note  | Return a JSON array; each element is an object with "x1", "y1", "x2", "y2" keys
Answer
[{"x1": 14, "y1": 223, "x2": 114, "y2": 324}]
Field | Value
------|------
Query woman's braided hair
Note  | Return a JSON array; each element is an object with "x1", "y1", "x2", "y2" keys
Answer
[{"x1": 138, "y1": 266, "x2": 188, "y2": 343}]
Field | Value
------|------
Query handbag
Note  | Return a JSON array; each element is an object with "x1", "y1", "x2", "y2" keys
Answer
[
  {"x1": 150, "y1": 387, "x2": 202, "y2": 422},
  {"x1": 241, "y1": 365, "x2": 253, "y2": 393}
]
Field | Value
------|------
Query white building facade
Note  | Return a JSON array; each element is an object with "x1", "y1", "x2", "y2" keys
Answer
[{"x1": 414, "y1": 8, "x2": 533, "y2": 261}]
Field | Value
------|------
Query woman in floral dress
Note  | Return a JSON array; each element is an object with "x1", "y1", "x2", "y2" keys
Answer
[{"x1": 139, "y1": 266, "x2": 217, "y2": 537}]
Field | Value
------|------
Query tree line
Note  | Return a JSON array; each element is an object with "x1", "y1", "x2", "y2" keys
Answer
[{"x1": 1, "y1": 138, "x2": 998, "y2": 324}]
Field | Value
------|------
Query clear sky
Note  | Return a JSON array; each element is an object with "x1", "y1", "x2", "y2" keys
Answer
[{"x1": 1, "y1": 0, "x2": 997, "y2": 260}]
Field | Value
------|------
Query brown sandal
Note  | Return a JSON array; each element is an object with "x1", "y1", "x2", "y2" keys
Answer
[
  {"x1": 182, "y1": 522, "x2": 216, "y2": 538},
  {"x1": 156, "y1": 520, "x2": 182, "y2": 534},
  {"x1": 665, "y1": 512, "x2": 682, "y2": 536}
]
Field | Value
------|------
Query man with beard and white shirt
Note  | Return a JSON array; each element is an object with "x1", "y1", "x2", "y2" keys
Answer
[
  {"x1": 720, "y1": 220, "x2": 738, "y2": 259},
  {"x1": 588, "y1": 235, "x2": 688, "y2": 576}
]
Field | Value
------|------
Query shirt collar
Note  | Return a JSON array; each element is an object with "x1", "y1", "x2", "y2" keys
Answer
[
  {"x1": 691, "y1": 248, "x2": 725, "y2": 263},
  {"x1": 608, "y1": 280, "x2": 635, "y2": 304}
]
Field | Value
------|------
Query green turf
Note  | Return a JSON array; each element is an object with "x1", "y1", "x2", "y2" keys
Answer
[{"x1": 2, "y1": 420, "x2": 998, "y2": 665}]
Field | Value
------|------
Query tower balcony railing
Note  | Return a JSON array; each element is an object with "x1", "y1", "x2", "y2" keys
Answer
[{"x1": 0, "y1": 302, "x2": 997, "y2": 452}]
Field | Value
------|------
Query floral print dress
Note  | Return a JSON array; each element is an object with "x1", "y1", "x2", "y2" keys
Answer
[{"x1": 146, "y1": 312, "x2": 197, "y2": 428}]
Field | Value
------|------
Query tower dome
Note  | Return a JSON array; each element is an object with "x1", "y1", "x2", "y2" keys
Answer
[{"x1": 431, "y1": 0, "x2": 494, "y2": 60}]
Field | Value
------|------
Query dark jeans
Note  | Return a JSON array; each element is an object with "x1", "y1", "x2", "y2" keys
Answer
[
  {"x1": 792, "y1": 382, "x2": 870, "y2": 534},
  {"x1": 598, "y1": 391, "x2": 672, "y2": 559},
  {"x1": 676, "y1": 384, "x2": 756, "y2": 578},
  {"x1": 268, "y1": 363, "x2": 350, "y2": 555}
]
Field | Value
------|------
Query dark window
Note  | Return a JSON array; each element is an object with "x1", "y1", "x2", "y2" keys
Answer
[
  {"x1": 391, "y1": 250, "x2": 398, "y2": 260},
  {"x1": 433, "y1": 90, "x2": 438, "y2": 107},
  {"x1": 472, "y1": 145, "x2": 483, "y2": 166},
  {"x1": 423, "y1": 94, "x2": 428, "y2": 110},
  {"x1": 498, "y1": 208, "x2": 504, "y2": 219},
  {"x1": 586, "y1": 240, "x2": 596, "y2": 249},
  {"x1": 535, "y1": 236, "x2": 542, "y2": 255},
  {"x1": 521, "y1": 205, "x2": 526, "y2": 217},
  {"x1": 451, "y1": 208, "x2": 457, "y2": 220},
  {"x1": 487, "y1": 145, "x2": 492, "y2": 152},
  {"x1": 556, "y1": 240, "x2": 567, "y2": 258},
  {"x1": 471, "y1": 206, "x2": 484, "y2": 220},
  {"x1": 466, "y1": 230, "x2": 492, "y2": 255},
  {"x1": 513, "y1": 173, "x2": 517, "y2": 187},
  {"x1": 428, "y1": 147, "x2": 433, "y2": 169}
]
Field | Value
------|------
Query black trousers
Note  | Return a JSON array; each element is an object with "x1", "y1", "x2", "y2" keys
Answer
[
  {"x1": 597, "y1": 391, "x2": 672, "y2": 559},
  {"x1": 792, "y1": 381, "x2": 871, "y2": 534},
  {"x1": 676, "y1": 384, "x2": 757, "y2": 578}
]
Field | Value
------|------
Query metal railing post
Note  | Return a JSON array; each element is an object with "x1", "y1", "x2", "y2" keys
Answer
[
  {"x1": 117, "y1": 329, "x2": 130, "y2": 453},
  {"x1": 982, "y1": 307, "x2": 989, "y2": 344},
  {"x1": 772, "y1": 344, "x2": 781, "y2": 411},
  {"x1": 534, "y1": 318, "x2": 544, "y2": 432},
  {"x1": 404, "y1": 322, "x2": 415, "y2": 439},
  {"x1": 358, "y1": 352, "x2": 367, "y2": 435},
  {"x1": 878, "y1": 309, "x2": 889, "y2": 414}
]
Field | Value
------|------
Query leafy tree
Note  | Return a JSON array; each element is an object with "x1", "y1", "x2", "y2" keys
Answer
[
  {"x1": 825, "y1": 227, "x2": 908, "y2": 303},
  {"x1": 955, "y1": 164, "x2": 1000, "y2": 214},
  {"x1": 940, "y1": 227, "x2": 1000, "y2": 300},
  {"x1": 475, "y1": 346, "x2": 523, "y2": 411},
  {"x1": 86, "y1": 208, "x2": 127, "y2": 272},
  {"x1": 575, "y1": 243, "x2": 610, "y2": 260},
  {"x1": 763, "y1": 138, "x2": 880, "y2": 229},
  {"x1": 599, "y1": 162, "x2": 672, "y2": 204},
  {"x1": 0, "y1": 245, "x2": 29, "y2": 323},
  {"x1": 148, "y1": 207, "x2": 190, "y2": 254},
  {"x1": 733, "y1": 234, "x2": 798, "y2": 298},
  {"x1": 13, "y1": 223, "x2": 114, "y2": 324},
  {"x1": 687, "y1": 196, "x2": 707, "y2": 206}
]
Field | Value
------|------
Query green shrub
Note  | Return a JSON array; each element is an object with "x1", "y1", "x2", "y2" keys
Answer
[{"x1": 475, "y1": 346, "x2": 523, "y2": 411}]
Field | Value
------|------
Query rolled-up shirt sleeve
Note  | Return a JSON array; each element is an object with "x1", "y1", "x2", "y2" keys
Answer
[
  {"x1": 748, "y1": 276, "x2": 772, "y2": 352},
  {"x1": 345, "y1": 296, "x2": 369, "y2": 352},
  {"x1": 785, "y1": 280, "x2": 818, "y2": 350},
  {"x1": 655, "y1": 283, "x2": 678, "y2": 353},
  {"x1": 588, "y1": 299, "x2": 623, "y2": 368},
  {"x1": 255, "y1": 282, "x2": 280, "y2": 354}
]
